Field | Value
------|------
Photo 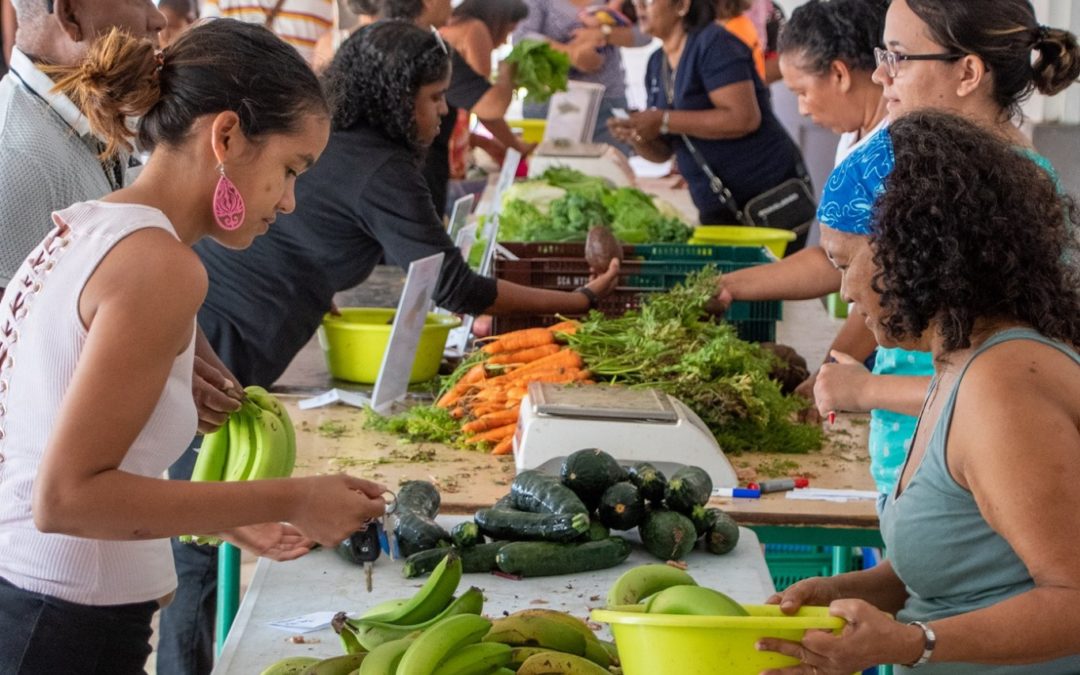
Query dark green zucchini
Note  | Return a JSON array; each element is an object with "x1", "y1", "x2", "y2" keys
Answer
[
  {"x1": 475, "y1": 507, "x2": 590, "y2": 542},
  {"x1": 598, "y1": 481, "x2": 645, "y2": 531},
  {"x1": 394, "y1": 480, "x2": 451, "y2": 556},
  {"x1": 627, "y1": 462, "x2": 667, "y2": 504},
  {"x1": 584, "y1": 520, "x2": 610, "y2": 542},
  {"x1": 703, "y1": 509, "x2": 740, "y2": 555},
  {"x1": 511, "y1": 470, "x2": 588, "y2": 515},
  {"x1": 639, "y1": 509, "x2": 697, "y2": 561},
  {"x1": 560, "y1": 449, "x2": 626, "y2": 509},
  {"x1": 402, "y1": 541, "x2": 507, "y2": 578},
  {"x1": 689, "y1": 504, "x2": 717, "y2": 538},
  {"x1": 495, "y1": 537, "x2": 632, "y2": 577},
  {"x1": 451, "y1": 521, "x2": 482, "y2": 549},
  {"x1": 664, "y1": 466, "x2": 713, "y2": 515}
]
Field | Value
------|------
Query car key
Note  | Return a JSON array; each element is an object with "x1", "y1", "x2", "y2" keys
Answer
[
  {"x1": 353, "y1": 523, "x2": 381, "y2": 592},
  {"x1": 382, "y1": 491, "x2": 399, "y2": 561}
]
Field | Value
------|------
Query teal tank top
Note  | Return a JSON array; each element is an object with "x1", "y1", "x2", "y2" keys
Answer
[
  {"x1": 869, "y1": 348, "x2": 934, "y2": 495},
  {"x1": 879, "y1": 328, "x2": 1080, "y2": 674}
]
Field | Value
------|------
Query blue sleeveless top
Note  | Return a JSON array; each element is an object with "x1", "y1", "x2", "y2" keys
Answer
[{"x1": 880, "y1": 328, "x2": 1080, "y2": 674}]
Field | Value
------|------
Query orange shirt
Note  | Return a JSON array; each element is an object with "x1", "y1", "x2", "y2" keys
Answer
[{"x1": 721, "y1": 14, "x2": 766, "y2": 82}]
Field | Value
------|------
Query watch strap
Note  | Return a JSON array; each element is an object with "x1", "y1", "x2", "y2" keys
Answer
[{"x1": 575, "y1": 286, "x2": 599, "y2": 310}]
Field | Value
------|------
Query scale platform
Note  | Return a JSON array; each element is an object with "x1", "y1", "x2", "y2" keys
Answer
[{"x1": 513, "y1": 382, "x2": 738, "y2": 488}]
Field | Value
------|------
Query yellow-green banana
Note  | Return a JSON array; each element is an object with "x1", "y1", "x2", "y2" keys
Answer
[
  {"x1": 358, "y1": 636, "x2": 415, "y2": 675},
  {"x1": 508, "y1": 647, "x2": 552, "y2": 669},
  {"x1": 365, "y1": 551, "x2": 462, "y2": 626},
  {"x1": 223, "y1": 409, "x2": 255, "y2": 481},
  {"x1": 259, "y1": 655, "x2": 320, "y2": 675},
  {"x1": 247, "y1": 403, "x2": 290, "y2": 480},
  {"x1": 344, "y1": 587, "x2": 484, "y2": 652},
  {"x1": 481, "y1": 614, "x2": 586, "y2": 656},
  {"x1": 394, "y1": 614, "x2": 492, "y2": 675},
  {"x1": 429, "y1": 642, "x2": 512, "y2": 675},
  {"x1": 360, "y1": 598, "x2": 409, "y2": 619},
  {"x1": 605, "y1": 563, "x2": 698, "y2": 607},
  {"x1": 516, "y1": 652, "x2": 611, "y2": 675},
  {"x1": 191, "y1": 423, "x2": 229, "y2": 482},
  {"x1": 245, "y1": 385, "x2": 297, "y2": 476},
  {"x1": 300, "y1": 653, "x2": 368, "y2": 675},
  {"x1": 501, "y1": 609, "x2": 611, "y2": 668}
]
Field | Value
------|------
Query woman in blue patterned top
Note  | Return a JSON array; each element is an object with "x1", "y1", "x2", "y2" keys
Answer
[
  {"x1": 714, "y1": 0, "x2": 1079, "y2": 499},
  {"x1": 758, "y1": 110, "x2": 1080, "y2": 675}
]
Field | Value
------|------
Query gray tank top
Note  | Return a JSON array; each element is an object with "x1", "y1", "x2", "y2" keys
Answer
[{"x1": 880, "y1": 327, "x2": 1080, "y2": 674}]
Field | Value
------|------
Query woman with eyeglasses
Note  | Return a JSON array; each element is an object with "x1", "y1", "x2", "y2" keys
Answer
[
  {"x1": 606, "y1": 0, "x2": 806, "y2": 238},
  {"x1": 711, "y1": 0, "x2": 1079, "y2": 499},
  {"x1": 758, "y1": 110, "x2": 1080, "y2": 675}
]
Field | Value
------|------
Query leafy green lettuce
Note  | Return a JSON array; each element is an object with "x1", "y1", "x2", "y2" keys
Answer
[{"x1": 506, "y1": 39, "x2": 571, "y2": 104}]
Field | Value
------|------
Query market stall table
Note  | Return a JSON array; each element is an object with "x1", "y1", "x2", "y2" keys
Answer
[{"x1": 211, "y1": 519, "x2": 774, "y2": 674}]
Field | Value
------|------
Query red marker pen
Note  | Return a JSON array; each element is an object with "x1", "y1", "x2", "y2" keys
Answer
[
  {"x1": 747, "y1": 478, "x2": 809, "y2": 494},
  {"x1": 828, "y1": 410, "x2": 837, "y2": 425}
]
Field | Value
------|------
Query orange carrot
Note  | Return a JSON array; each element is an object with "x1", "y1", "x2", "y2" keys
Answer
[
  {"x1": 491, "y1": 436, "x2": 514, "y2": 456},
  {"x1": 481, "y1": 328, "x2": 556, "y2": 355},
  {"x1": 486, "y1": 350, "x2": 583, "y2": 387},
  {"x1": 450, "y1": 406, "x2": 467, "y2": 420},
  {"x1": 548, "y1": 320, "x2": 580, "y2": 336},
  {"x1": 464, "y1": 423, "x2": 517, "y2": 444},
  {"x1": 462, "y1": 407, "x2": 521, "y2": 434},
  {"x1": 436, "y1": 363, "x2": 487, "y2": 408},
  {"x1": 486, "y1": 343, "x2": 561, "y2": 366}
]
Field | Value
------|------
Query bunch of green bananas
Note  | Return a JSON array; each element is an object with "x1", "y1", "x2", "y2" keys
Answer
[
  {"x1": 191, "y1": 385, "x2": 297, "y2": 484},
  {"x1": 482, "y1": 609, "x2": 618, "y2": 674}
]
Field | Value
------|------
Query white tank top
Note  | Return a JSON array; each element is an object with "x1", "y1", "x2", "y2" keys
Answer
[{"x1": 0, "y1": 201, "x2": 198, "y2": 606}]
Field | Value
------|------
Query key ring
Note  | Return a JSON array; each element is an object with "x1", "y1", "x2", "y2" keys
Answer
[{"x1": 382, "y1": 489, "x2": 397, "y2": 513}]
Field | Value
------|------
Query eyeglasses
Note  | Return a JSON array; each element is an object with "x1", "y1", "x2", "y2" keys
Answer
[
  {"x1": 430, "y1": 25, "x2": 449, "y2": 55},
  {"x1": 873, "y1": 47, "x2": 964, "y2": 78}
]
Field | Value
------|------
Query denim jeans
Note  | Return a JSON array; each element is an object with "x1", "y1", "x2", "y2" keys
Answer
[
  {"x1": 156, "y1": 439, "x2": 217, "y2": 675},
  {"x1": 523, "y1": 95, "x2": 633, "y2": 157},
  {"x1": 0, "y1": 576, "x2": 157, "y2": 674}
]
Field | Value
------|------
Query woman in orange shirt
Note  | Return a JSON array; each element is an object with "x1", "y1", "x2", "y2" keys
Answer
[{"x1": 717, "y1": 0, "x2": 765, "y2": 80}]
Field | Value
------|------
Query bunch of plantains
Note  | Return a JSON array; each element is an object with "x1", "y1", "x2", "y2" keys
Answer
[
  {"x1": 261, "y1": 550, "x2": 620, "y2": 674},
  {"x1": 181, "y1": 386, "x2": 296, "y2": 546}
]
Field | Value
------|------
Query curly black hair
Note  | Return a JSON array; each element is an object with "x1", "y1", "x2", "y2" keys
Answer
[
  {"x1": 323, "y1": 21, "x2": 450, "y2": 155},
  {"x1": 777, "y1": 0, "x2": 887, "y2": 74},
  {"x1": 871, "y1": 110, "x2": 1080, "y2": 353}
]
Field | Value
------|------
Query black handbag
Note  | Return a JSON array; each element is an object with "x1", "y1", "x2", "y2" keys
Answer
[{"x1": 680, "y1": 133, "x2": 817, "y2": 236}]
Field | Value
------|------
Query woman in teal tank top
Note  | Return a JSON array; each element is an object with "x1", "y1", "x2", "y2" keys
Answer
[{"x1": 758, "y1": 112, "x2": 1080, "y2": 674}]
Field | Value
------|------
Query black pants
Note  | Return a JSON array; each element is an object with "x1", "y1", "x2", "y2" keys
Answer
[
  {"x1": 156, "y1": 438, "x2": 218, "y2": 675},
  {"x1": 0, "y1": 576, "x2": 157, "y2": 674}
]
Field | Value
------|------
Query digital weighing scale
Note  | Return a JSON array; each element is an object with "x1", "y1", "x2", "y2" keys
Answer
[{"x1": 514, "y1": 382, "x2": 738, "y2": 488}]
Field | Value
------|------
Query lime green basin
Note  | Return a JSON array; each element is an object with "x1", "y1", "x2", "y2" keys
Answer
[{"x1": 318, "y1": 308, "x2": 461, "y2": 384}]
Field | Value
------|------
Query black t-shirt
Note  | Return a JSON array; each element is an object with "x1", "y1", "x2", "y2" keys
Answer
[
  {"x1": 422, "y1": 50, "x2": 492, "y2": 218},
  {"x1": 196, "y1": 124, "x2": 499, "y2": 386},
  {"x1": 645, "y1": 23, "x2": 800, "y2": 224}
]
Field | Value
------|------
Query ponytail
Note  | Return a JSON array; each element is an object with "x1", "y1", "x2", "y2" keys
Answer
[
  {"x1": 45, "y1": 30, "x2": 162, "y2": 159},
  {"x1": 1032, "y1": 25, "x2": 1080, "y2": 97}
]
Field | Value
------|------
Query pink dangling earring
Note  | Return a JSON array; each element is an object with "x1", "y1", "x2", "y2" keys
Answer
[{"x1": 213, "y1": 164, "x2": 246, "y2": 231}]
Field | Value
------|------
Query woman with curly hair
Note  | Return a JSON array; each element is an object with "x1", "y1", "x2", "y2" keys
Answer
[
  {"x1": 713, "y1": 0, "x2": 1080, "y2": 498},
  {"x1": 758, "y1": 110, "x2": 1080, "y2": 675},
  {"x1": 190, "y1": 19, "x2": 619, "y2": 394}
]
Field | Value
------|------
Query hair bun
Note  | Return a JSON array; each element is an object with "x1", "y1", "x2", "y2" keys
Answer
[{"x1": 1032, "y1": 25, "x2": 1080, "y2": 97}]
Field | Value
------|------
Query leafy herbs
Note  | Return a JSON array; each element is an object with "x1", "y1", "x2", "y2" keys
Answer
[
  {"x1": 506, "y1": 39, "x2": 571, "y2": 103},
  {"x1": 499, "y1": 168, "x2": 692, "y2": 244},
  {"x1": 361, "y1": 405, "x2": 461, "y2": 445},
  {"x1": 567, "y1": 269, "x2": 823, "y2": 454}
]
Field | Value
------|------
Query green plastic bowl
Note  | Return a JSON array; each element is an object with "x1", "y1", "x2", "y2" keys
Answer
[
  {"x1": 591, "y1": 605, "x2": 846, "y2": 675},
  {"x1": 318, "y1": 308, "x2": 461, "y2": 384},
  {"x1": 689, "y1": 225, "x2": 797, "y2": 258}
]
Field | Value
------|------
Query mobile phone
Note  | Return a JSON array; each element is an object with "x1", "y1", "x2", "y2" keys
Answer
[{"x1": 612, "y1": 108, "x2": 630, "y2": 120}]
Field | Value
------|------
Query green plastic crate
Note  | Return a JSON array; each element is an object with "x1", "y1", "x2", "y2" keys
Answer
[{"x1": 492, "y1": 242, "x2": 781, "y2": 341}]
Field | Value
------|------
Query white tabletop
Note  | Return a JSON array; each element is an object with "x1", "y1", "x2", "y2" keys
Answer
[{"x1": 212, "y1": 517, "x2": 775, "y2": 674}]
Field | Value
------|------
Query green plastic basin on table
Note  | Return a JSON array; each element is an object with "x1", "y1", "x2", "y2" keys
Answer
[
  {"x1": 591, "y1": 605, "x2": 846, "y2": 675},
  {"x1": 318, "y1": 308, "x2": 461, "y2": 384},
  {"x1": 690, "y1": 225, "x2": 798, "y2": 258}
]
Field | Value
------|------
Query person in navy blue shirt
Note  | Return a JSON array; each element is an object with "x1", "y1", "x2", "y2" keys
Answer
[{"x1": 609, "y1": 0, "x2": 802, "y2": 228}]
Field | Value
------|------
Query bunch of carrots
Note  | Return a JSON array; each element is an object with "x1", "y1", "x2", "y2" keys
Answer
[{"x1": 435, "y1": 321, "x2": 591, "y2": 455}]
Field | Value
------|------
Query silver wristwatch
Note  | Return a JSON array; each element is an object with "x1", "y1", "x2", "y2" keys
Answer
[{"x1": 908, "y1": 621, "x2": 937, "y2": 668}]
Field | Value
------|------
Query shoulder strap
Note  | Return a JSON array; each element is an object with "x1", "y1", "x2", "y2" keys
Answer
[{"x1": 265, "y1": 0, "x2": 288, "y2": 27}]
